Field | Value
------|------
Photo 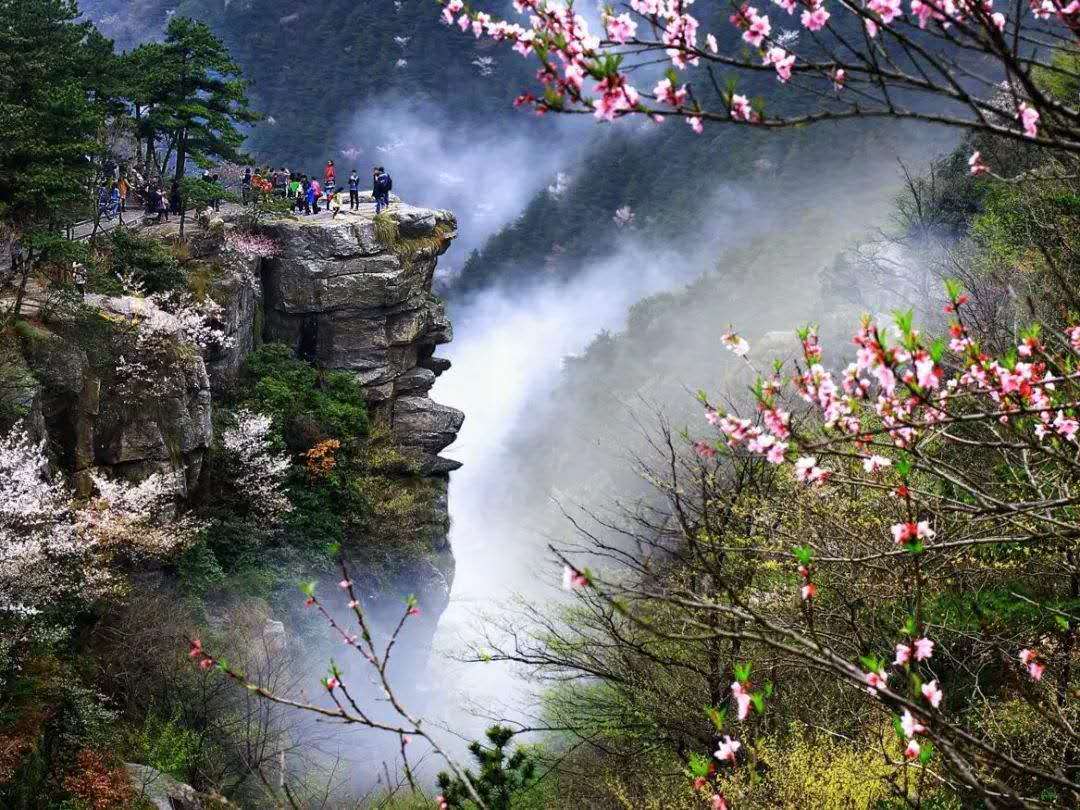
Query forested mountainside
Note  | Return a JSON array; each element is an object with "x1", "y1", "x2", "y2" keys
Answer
[{"x1": 81, "y1": 0, "x2": 542, "y2": 166}]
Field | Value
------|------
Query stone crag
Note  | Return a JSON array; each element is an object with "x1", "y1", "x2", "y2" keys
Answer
[
  {"x1": 6, "y1": 199, "x2": 463, "y2": 635},
  {"x1": 254, "y1": 205, "x2": 464, "y2": 627},
  {"x1": 258, "y1": 205, "x2": 463, "y2": 475}
]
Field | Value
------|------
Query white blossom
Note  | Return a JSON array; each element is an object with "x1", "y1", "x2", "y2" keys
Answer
[{"x1": 221, "y1": 409, "x2": 292, "y2": 523}]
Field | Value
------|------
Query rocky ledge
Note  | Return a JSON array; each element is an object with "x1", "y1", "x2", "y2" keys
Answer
[{"x1": 258, "y1": 205, "x2": 464, "y2": 475}]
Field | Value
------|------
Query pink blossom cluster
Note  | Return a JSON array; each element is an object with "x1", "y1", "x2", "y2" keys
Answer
[
  {"x1": 225, "y1": 231, "x2": 282, "y2": 259},
  {"x1": 436, "y1": 0, "x2": 1064, "y2": 145}
]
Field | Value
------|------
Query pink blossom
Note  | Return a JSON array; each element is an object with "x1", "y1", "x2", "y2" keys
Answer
[
  {"x1": 722, "y1": 331, "x2": 751, "y2": 356},
  {"x1": 1053, "y1": 412, "x2": 1079, "y2": 441},
  {"x1": 766, "y1": 441, "x2": 788, "y2": 464},
  {"x1": 865, "y1": 668, "x2": 888, "y2": 693},
  {"x1": 714, "y1": 735, "x2": 741, "y2": 763},
  {"x1": 407, "y1": 606, "x2": 421, "y2": 616},
  {"x1": 605, "y1": 12, "x2": 638, "y2": 43},
  {"x1": 695, "y1": 440, "x2": 718, "y2": 459},
  {"x1": 730, "y1": 94, "x2": 754, "y2": 122},
  {"x1": 991, "y1": 11, "x2": 1006, "y2": 28},
  {"x1": 914, "y1": 637, "x2": 934, "y2": 661},
  {"x1": 914, "y1": 352, "x2": 941, "y2": 389},
  {"x1": 688, "y1": 116, "x2": 704, "y2": 134},
  {"x1": 593, "y1": 76, "x2": 641, "y2": 121},
  {"x1": 904, "y1": 738, "x2": 921, "y2": 759},
  {"x1": 654, "y1": 78, "x2": 688, "y2": 107},
  {"x1": 740, "y1": 7, "x2": 772, "y2": 46},
  {"x1": 563, "y1": 63, "x2": 585, "y2": 92},
  {"x1": 832, "y1": 68, "x2": 846, "y2": 90},
  {"x1": 968, "y1": 151, "x2": 990, "y2": 176},
  {"x1": 901, "y1": 709, "x2": 925, "y2": 738},
  {"x1": 1020, "y1": 649, "x2": 1045, "y2": 681},
  {"x1": 1018, "y1": 102, "x2": 1040, "y2": 138},
  {"x1": 731, "y1": 680, "x2": 752, "y2": 720},
  {"x1": 891, "y1": 521, "x2": 935, "y2": 546},
  {"x1": 706, "y1": 33, "x2": 719, "y2": 52},
  {"x1": 921, "y1": 679, "x2": 943, "y2": 708},
  {"x1": 347, "y1": 600, "x2": 359, "y2": 609},
  {"x1": 868, "y1": 0, "x2": 903, "y2": 23},
  {"x1": 711, "y1": 795, "x2": 729, "y2": 810},
  {"x1": 801, "y1": 582, "x2": 817, "y2": 600},
  {"x1": 562, "y1": 565, "x2": 588, "y2": 590},
  {"x1": 339, "y1": 579, "x2": 352, "y2": 589},
  {"x1": 326, "y1": 676, "x2": 340, "y2": 690},
  {"x1": 801, "y1": 6, "x2": 831, "y2": 29},
  {"x1": 894, "y1": 643, "x2": 911, "y2": 666},
  {"x1": 862, "y1": 454, "x2": 892, "y2": 474},
  {"x1": 692, "y1": 776, "x2": 708, "y2": 791},
  {"x1": 1068, "y1": 326, "x2": 1080, "y2": 352},
  {"x1": 763, "y1": 47, "x2": 796, "y2": 82}
]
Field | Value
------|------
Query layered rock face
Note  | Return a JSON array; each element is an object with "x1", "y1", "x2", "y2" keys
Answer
[
  {"x1": 15, "y1": 298, "x2": 212, "y2": 498},
  {"x1": 259, "y1": 206, "x2": 464, "y2": 475}
]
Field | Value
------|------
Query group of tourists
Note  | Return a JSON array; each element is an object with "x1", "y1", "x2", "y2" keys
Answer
[
  {"x1": 144, "y1": 180, "x2": 181, "y2": 224},
  {"x1": 240, "y1": 161, "x2": 394, "y2": 217},
  {"x1": 92, "y1": 155, "x2": 395, "y2": 230}
]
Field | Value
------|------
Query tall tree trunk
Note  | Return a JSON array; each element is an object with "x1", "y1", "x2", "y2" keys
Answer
[
  {"x1": 133, "y1": 103, "x2": 143, "y2": 172},
  {"x1": 174, "y1": 129, "x2": 188, "y2": 184},
  {"x1": 10, "y1": 250, "x2": 33, "y2": 322}
]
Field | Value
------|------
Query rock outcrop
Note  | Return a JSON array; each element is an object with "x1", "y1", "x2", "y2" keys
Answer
[
  {"x1": 15, "y1": 305, "x2": 211, "y2": 497},
  {"x1": 259, "y1": 205, "x2": 463, "y2": 474},
  {"x1": 125, "y1": 763, "x2": 205, "y2": 810},
  {"x1": 5, "y1": 199, "x2": 463, "y2": 637}
]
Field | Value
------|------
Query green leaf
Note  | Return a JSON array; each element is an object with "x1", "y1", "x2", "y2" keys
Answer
[
  {"x1": 918, "y1": 741, "x2": 934, "y2": 764},
  {"x1": 929, "y1": 337, "x2": 946, "y2": 364},
  {"x1": 734, "y1": 662, "x2": 752, "y2": 683},
  {"x1": 299, "y1": 580, "x2": 317, "y2": 598},
  {"x1": 705, "y1": 705, "x2": 727, "y2": 731},
  {"x1": 750, "y1": 692, "x2": 765, "y2": 714},
  {"x1": 792, "y1": 545, "x2": 813, "y2": 566},
  {"x1": 1055, "y1": 614, "x2": 1070, "y2": 631},
  {"x1": 688, "y1": 752, "x2": 711, "y2": 778},
  {"x1": 892, "y1": 715, "x2": 905, "y2": 739}
]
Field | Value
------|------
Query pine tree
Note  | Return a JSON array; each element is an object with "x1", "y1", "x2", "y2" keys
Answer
[
  {"x1": 149, "y1": 17, "x2": 261, "y2": 183},
  {"x1": 436, "y1": 725, "x2": 538, "y2": 809},
  {"x1": 0, "y1": 0, "x2": 103, "y2": 317}
]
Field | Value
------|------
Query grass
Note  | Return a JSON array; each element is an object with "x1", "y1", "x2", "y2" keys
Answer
[{"x1": 373, "y1": 213, "x2": 456, "y2": 261}]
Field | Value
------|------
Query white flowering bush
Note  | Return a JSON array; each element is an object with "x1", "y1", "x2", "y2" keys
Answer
[
  {"x1": 219, "y1": 409, "x2": 292, "y2": 523},
  {"x1": 0, "y1": 425, "x2": 196, "y2": 663}
]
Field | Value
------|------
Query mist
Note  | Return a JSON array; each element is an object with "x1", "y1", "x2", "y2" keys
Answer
[
  {"x1": 337, "y1": 96, "x2": 595, "y2": 259},
  {"x1": 414, "y1": 120, "x2": 961, "y2": 759}
]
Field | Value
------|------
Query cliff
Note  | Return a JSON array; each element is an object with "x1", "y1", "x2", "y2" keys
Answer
[{"x1": 4, "y1": 198, "x2": 463, "y2": 635}]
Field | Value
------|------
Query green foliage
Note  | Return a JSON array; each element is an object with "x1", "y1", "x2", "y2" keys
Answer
[
  {"x1": 127, "y1": 711, "x2": 200, "y2": 782},
  {"x1": 0, "y1": 0, "x2": 102, "y2": 246},
  {"x1": 436, "y1": 725, "x2": 540, "y2": 810},
  {"x1": 151, "y1": 16, "x2": 261, "y2": 181},
  {"x1": 103, "y1": 228, "x2": 186, "y2": 293},
  {"x1": 240, "y1": 343, "x2": 368, "y2": 449}
]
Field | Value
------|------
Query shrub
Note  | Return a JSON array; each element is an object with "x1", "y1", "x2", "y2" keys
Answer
[{"x1": 104, "y1": 229, "x2": 186, "y2": 294}]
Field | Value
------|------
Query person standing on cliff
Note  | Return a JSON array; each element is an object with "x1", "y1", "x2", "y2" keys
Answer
[
  {"x1": 348, "y1": 170, "x2": 360, "y2": 211},
  {"x1": 324, "y1": 160, "x2": 336, "y2": 189},
  {"x1": 310, "y1": 176, "x2": 322, "y2": 214},
  {"x1": 373, "y1": 166, "x2": 392, "y2": 214}
]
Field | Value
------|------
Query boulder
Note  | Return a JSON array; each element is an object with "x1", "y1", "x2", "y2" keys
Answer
[
  {"x1": 125, "y1": 763, "x2": 204, "y2": 810},
  {"x1": 392, "y1": 396, "x2": 464, "y2": 456}
]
